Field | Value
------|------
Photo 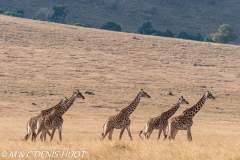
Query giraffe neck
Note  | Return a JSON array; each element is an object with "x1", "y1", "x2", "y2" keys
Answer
[
  {"x1": 59, "y1": 94, "x2": 77, "y2": 115},
  {"x1": 120, "y1": 93, "x2": 142, "y2": 117},
  {"x1": 162, "y1": 101, "x2": 181, "y2": 119},
  {"x1": 39, "y1": 100, "x2": 65, "y2": 116},
  {"x1": 183, "y1": 93, "x2": 207, "y2": 118}
]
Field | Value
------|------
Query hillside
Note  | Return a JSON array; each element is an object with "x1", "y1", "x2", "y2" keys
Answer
[
  {"x1": 0, "y1": 15, "x2": 240, "y2": 159},
  {"x1": 1, "y1": 0, "x2": 240, "y2": 44}
]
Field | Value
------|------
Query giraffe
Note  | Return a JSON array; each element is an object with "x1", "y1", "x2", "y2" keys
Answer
[
  {"x1": 100, "y1": 89, "x2": 151, "y2": 141},
  {"x1": 168, "y1": 91, "x2": 215, "y2": 141},
  {"x1": 24, "y1": 97, "x2": 68, "y2": 142},
  {"x1": 33, "y1": 90, "x2": 85, "y2": 142},
  {"x1": 139, "y1": 96, "x2": 189, "y2": 140}
]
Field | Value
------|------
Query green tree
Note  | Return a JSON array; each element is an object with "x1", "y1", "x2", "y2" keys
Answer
[
  {"x1": 178, "y1": 31, "x2": 189, "y2": 39},
  {"x1": 162, "y1": 30, "x2": 174, "y2": 37},
  {"x1": 101, "y1": 22, "x2": 121, "y2": 31},
  {"x1": 204, "y1": 34, "x2": 213, "y2": 42},
  {"x1": 212, "y1": 24, "x2": 237, "y2": 43},
  {"x1": 50, "y1": 4, "x2": 68, "y2": 23},
  {"x1": 138, "y1": 21, "x2": 154, "y2": 35}
]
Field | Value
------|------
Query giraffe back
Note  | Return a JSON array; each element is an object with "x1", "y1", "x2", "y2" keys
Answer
[{"x1": 39, "y1": 97, "x2": 68, "y2": 116}]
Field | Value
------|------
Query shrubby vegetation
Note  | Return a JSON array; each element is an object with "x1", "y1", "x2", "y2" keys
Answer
[
  {"x1": 3, "y1": 10, "x2": 24, "y2": 18},
  {"x1": 137, "y1": 21, "x2": 174, "y2": 38},
  {"x1": 211, "y1": 24, "x2": 237, "y2": 44},
  {"x1": 136, "y1": 21, "x2": 237, "y2": 43},
  {"x1": 73, "y1": 22, "x2": 91, "y2": 28},
  {"x1": 178, "y1": 32, "x2": 203, "y2": 41},
  {"x1": 101, "y1": 22, "x2": 121, "y2": 31},
  {"x1": 33, "y1": 4, "x2": 67, "y2": 23},
  {"x1": 1, "y1": 4, "x2": 238, "y2": 44},
  {"x1": 33, "y1": 7, "x2": 52, "y2": 21}
]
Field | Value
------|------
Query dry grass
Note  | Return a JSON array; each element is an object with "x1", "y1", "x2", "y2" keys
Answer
[{"x1": 0, "y1": 15, "x2": 240, "y2": 160}]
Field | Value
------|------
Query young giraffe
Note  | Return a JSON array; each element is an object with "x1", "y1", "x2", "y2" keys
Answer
[
  {"x1": 168, "y1": 91, "x2": 215, "y2": 141},
  {"x1": 100, "y1": 89, "x2": 151, "y2": 141},
  {"x1": 24, "y1": 97, "x2": 68, "y2": 142},
  {"x1": 33, "y1": 90, "x2": 85, "y2": 142},
  {"x1": 139, "y1": 96, "x2": 189, "y2": 140}
]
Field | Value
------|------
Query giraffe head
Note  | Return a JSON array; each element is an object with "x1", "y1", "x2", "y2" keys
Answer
[
  {"x1": 178, "y1": 96, "x2": 189, "y2": 104},
  {"x1": 205, "y1": 91, "x2": 215, "y2": 100},
  {"x1": 139, "y1": 89, "x2": 151, "y2": 98},
  {"x1": 73, "y1": 90, "x2": 85, "y2": 99}
]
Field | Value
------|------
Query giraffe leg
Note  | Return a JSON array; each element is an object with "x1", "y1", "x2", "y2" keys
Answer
[
  {"x1": 33, "y1": 127, "x2": 42, "y2": 142},
  {"x1": 42, "y1": 129, "x2": 51, "y2": 142},
  {"x1": 126, "y1": 126, "x2": 132, "y2": 141},
  {"x1": 146, "y1": 128, "x2": 153, "y2": 139},
  {"x1": 187, "y1": 127, "x2": 192, "y2": 141},
  {"x1": 171, "y1": 128, "x2": 179, "y2": 140},
  {"x1": 157, "y1": 128, "x2": 163, "y2": 139},
  {"x1": 58, "y1": 125, "x2": 62, "y2": 141},
  {"x1": 163, "y1": 127, "x2": 167, "y2": 140},
  {"x1": 31, "y1": 132, "x2": 36, "y2": 142},
  {"x1": 100, "y1": 126, "x2": 111, "y2": 141},
  {"x1": 25, "y1": 133, "x2": 30, "y2": 141},
  {"x1": 108, "y1": 128, "x2": 114, "y2": 140},
  {"x1": 119, "y1": 127, "x2": 125, "y2": 140},
  {"x1": 50, "y1": 128, "x2": 56, "y2": 142},
  {"x1": 144, "y1": 124, "x2": 152, "y2": 139},
  {"x1": 43, "y1": 131, "x2": 47, "y2": 142},
  {"x1": 40, "y1": 132, "x2": 44, "y2": 142}
]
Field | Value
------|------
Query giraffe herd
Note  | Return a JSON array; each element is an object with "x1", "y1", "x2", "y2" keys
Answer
[{"x1": 25, "y1": 89, "x2": 215, "y2": 142}]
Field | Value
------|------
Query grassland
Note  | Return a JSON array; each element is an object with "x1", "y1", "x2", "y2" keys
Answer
[
  {"x1": 0, "y1": 15, "x2": 240, "y2": 160},
  {"x1": 1, "y1": 0, "x2": 240, "y2": 44}
]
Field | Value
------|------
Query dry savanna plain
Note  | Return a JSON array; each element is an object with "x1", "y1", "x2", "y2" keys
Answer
[{"x1": 0, "y1": 15, "x2": 240, "y2": 160}]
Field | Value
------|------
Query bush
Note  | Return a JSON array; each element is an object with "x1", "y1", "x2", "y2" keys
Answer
[
  {"x1": 178, "y1": 31, "x2": 189, "y2": 39},
  {"x1": 162, "y1": 30, "x2": 174, "y2": 37},
  {"x1": 50, "y1": 4, "x2": 68, "y2": 23},
  {"x1": 204, "y1": 35, "x2": 213, "y2": 42},
  {"x1": 4, "y1": 11, "x2": 23, "y2": 17},
  {"x1": 178, "y1": 32, "x2": 203, "y2": 41},
  {"x1": 101, "y1": 22, "x2": 121, "y2": 31},
  {"x1": 212, "y1": 24, "x2": 237, "y2": 43},
  {"x1": 33, "y1": 7, "x2": 52, "y2": 21},
  {"x1": 138, "y1": 21, "x2": 154, "y2": 35},
  {"x1": 73, "y1": 22, "x2": 91, "y2": 28}
]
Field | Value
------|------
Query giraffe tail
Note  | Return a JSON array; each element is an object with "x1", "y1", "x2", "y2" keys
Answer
[
  {"x1": 100, "y1": 122, "x2": 106, "y2": 140},
  {"x1": 139, "y1": 125, "x2": 146, "y2": 139},
  {"x1": 24, "y1": 121, "x2": 31, "y2": 141},
  {"x1": 139, "y1": 130, "x2": 144, "y2": 139}
]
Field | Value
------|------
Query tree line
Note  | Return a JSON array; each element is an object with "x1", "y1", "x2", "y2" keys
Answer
[{"x1": 0, "y1": 5, "x2": 238, "y2": 44}]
